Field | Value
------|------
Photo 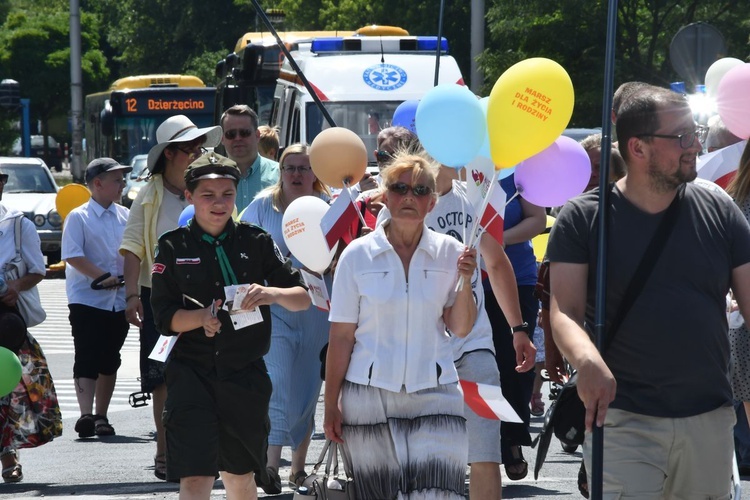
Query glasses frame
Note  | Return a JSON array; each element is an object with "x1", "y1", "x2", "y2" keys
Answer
[
  {"x1": 635, "y1": 126, "x2": 705, "y2": 150},
  {"x1": 375, "y1": 150, "x2": 394, "y2": 161},
  {"x1": 177, "y1": 146, "x2": 208, "y2": 161},
  {"x1": 387, "y1": 181, "x2": 433, "y2": 197},
  {"x1": 224, "y1": 128, "x2": 254, "y2": 140},
  {"x1": 282, "y1": 165, "x2": 313, "y2": 174}
]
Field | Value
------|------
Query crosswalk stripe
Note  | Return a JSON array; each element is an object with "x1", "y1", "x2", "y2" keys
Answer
[{"x1": 30, "y1": 280, "x2": 147, "y2": 418}]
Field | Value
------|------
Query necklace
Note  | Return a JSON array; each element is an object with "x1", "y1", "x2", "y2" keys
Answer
[{"x1": 162, "y1": 177, "x2": 185, "y2": 201}]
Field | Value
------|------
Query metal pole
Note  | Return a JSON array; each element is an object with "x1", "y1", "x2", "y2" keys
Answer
[
  {"x1": 434, "y1": 0, "x2": 447, "y2": 86},
  {"x1": 250, "y1": 0, "x2": 336, "y2": 128},
  {"x1": 21, "y1": 99, "x2": 31, "y2": 157},
  {"x1": 591, "y1": 1, "x2": 619, "y2": 499},
  {"x1": 469, "y1": 0, "x2": 485, "y2": 93},
  {"x1": 69, "y1": 0, "x2": 84, "y2": 182}
]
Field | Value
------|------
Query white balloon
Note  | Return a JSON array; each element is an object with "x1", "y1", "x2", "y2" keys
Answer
[
  {"x1": 705, "y1": 57, "x2": 744, "y2": 98},
  {"x1": 281, "y1": 196, "x2": 338, "y2": 273}
]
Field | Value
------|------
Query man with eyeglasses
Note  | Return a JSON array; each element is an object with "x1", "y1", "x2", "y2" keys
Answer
[
  {"x1": 219, "y1": 105, "x2": 279, "y2": 211},
  {"x1": 548, "y1": 85, "x2": 750, "y2": 497}
]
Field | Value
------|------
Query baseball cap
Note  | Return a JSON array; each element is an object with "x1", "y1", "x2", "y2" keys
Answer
[
  {"x1": 85, "y1": 158, "x2": 132, "y2": 183},
  {"x1": 184, "y1": 152, "x2": 240, "y2": 184}
]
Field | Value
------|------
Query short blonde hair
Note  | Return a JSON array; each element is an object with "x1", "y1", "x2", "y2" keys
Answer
[
  {"x1": 258, "y1": 125, "x2": 280, "y2": 160},
  {"x1": 381, "y1": 153, "x2": 438, "y2": 197}
]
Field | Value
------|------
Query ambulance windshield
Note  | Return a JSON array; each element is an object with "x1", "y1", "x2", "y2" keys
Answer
[{"x1": 306, "y1": 102, "x2": 403, "y2": 160}]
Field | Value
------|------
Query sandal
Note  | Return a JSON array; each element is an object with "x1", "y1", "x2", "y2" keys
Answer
[
  {"x1": 94, "y1": 415, "x2": 115, "y2": 436},
  {"x1": 75, "y1": 414, "x2": 96, "y2": 438},
  {"x1": 154, "y1": 454, "x2": 167, "y2": 481},
  {"x1": 289, "y1": 470, "x2": 307, "y2": 489},
  {"x1": 2, "y1": 463, "x2": 23, "y2": 483},
  {"x1": 504, "y1": 445, "x2": 528, "y2": 481},
  {"x1": 530, "y1": 392, "x2": 545, "y2": 416},
  {"x1": 255, "y1": 466, "x2": 282, "y2": 495}
]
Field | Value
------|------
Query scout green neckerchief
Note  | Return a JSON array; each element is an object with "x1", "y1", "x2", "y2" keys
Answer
[{"x1": 201, "y1": 231, "x2": 238, "y2": 286}]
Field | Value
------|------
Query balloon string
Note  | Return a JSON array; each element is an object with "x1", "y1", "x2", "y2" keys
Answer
[{"x1": 343, "y1": 181, "x2": 368, "y2": 227}]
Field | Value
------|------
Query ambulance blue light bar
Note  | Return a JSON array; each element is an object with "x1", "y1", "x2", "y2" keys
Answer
[{"x1": 311, "y1": 36, "x2": 449, "y2": 54}]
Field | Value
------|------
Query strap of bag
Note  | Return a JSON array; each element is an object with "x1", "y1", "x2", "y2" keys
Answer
[
  {"x1": 601, "y1": 184, "x2": 683, "y2": 353},
  {"x1": 312, "y1": 439, "x2": 332, "y2": 474},
  {"x1": 13, "y1": 215, "x2": 22, "y2": 260}
]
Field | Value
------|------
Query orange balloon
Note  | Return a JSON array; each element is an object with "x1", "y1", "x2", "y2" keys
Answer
[
  {"x1": 309, "y1": 127, "x2": 368, "y2": 189},
  {"x1": 55, "y1": 183, "x2": 91, "y2": 220}
]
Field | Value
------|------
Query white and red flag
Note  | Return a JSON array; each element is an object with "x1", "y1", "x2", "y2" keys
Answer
[
  {"x1": 459, "y1": 379, "x2": 522, "y2": 422},
  {"x1": 696, "y1": 140, "x2": 747, "y2": 189},
  {"x1": 466, "y1": 156, "x2": 507, "y2": 246},
  {"x1": 320, "y1": 187, "x2": 359, "y2": 250}
]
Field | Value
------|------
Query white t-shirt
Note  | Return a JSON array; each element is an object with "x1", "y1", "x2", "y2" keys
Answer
[{"x1": 329, "y1": 223, "x2": 462, "y2": 393}]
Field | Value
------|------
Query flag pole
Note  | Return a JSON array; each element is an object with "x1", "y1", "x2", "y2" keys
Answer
[{"x1": 591, "y1": 1, "x2": 619, "y2": 498}]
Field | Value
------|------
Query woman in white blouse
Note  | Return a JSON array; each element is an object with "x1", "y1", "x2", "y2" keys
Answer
[{"x1": 324, "y1": 154, "x2": 477, "y2": 499}]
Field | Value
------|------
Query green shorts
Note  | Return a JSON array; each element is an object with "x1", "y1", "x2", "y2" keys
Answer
[{"x1": 163, "y1": 357, "x2": 272, "y2": 480}]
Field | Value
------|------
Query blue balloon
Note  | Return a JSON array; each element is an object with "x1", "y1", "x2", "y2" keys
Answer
[
  {"x1": 415, "y1": 84, "x2": 485, "y2": 168},
  {"x1": 392, "y1": 100, "x2": 419, "y2": 133},
  {"x1": 499, "y1": 166, "x2": 516, "y2": 180},
  {"x1": 178, "y1": 204, "x2": 194, "y2": 227}
]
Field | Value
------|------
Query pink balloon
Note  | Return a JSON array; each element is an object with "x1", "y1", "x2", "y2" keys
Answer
[
  {"x1": 716, "y1": 63, "x2": 750, "y2": 140},
  {"x1": 514, "y1": 136, "x2": 591, "y2": 207}
]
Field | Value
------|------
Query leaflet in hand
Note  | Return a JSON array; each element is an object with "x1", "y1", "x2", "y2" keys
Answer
[
  {"x1": 223, "y1": 284, "x2": 264, "y2": 329},
  {"x1": 300, "y1": 269, "x2": 330, "y2": 311}
]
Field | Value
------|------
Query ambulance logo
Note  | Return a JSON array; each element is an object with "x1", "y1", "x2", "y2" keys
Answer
[{"x1": 363, "y1": 64, "x2": 407, "y2": 91}]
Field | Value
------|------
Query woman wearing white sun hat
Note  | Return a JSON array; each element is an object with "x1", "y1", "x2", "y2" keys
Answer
[{"x1": 119, "y1": 114, "x2": 221, "y2": 480}]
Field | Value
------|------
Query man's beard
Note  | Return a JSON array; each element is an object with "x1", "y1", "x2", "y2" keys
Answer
[{"x1": 647, "y1": 157, "x2": 696, "y2": 193}]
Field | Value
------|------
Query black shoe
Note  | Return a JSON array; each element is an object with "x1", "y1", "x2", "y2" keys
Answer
[
  {"x1": 74, "y1": 414, "x2": 96, "y2": 438},
  {"x1": 255, "y1": 466, "x2": 282, "y2": 494}
]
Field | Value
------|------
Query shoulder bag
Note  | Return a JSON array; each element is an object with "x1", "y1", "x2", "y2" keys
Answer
[
  {"x1": 552, "y1": 186, "x2": 683, "y2": 447},
  {"x1": 293, "y1": 439, "x2": 356, "y2": 500},
  {"x1": 3, "y1": 215, "x2": 47, "y2": 327}
]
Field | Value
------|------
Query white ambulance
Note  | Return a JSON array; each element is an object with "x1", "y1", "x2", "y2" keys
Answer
[{"x1": 269, "y1": 27, "x2": 465, "y2": 165}]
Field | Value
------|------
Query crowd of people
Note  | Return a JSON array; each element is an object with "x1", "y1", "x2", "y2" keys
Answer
[{"x1": 1, "y1": 84, "x2": 749, "y2": 500}]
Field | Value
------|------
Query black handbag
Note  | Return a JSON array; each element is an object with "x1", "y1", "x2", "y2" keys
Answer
[{"x1": 550, "y1": 186, "x2": 683, "y2": 448}]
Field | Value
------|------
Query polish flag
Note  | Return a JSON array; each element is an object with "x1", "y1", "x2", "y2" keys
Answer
[
  {"x1": 478, "y1": 187, "x2": 507, "y2": 246},
  {"x1": 320, "y1": 187, "x2": 359, "y2": 250},
  {"x1": 697, "y1": 140, "x2": 747, "y2": 189},
  {"x1": 459, "y1": 380, "x2": 522, "y2": 422}
]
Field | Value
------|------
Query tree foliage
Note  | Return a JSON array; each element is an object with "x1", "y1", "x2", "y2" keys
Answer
[
  {"x1": 0, "y1": 5, "x2": 109, "y2": 138},
  {"x1": 481, "y1": 0, "x2": 750, "y2": 126}
]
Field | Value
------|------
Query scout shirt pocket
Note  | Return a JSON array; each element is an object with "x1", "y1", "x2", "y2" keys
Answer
[{"x1": 170, "y1": 256, "x2": 213, "y2": 303}]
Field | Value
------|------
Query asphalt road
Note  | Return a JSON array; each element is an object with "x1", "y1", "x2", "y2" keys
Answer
[{"x1": 1, "y1": 279, "x2": 747, "y2": 499}]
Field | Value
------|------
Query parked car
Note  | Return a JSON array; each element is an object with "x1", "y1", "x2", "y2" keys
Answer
[
  {"x1": 122, "y1": 154, "x2": 149, "y2": 207},
  {"x1": 12, "y1": 135, "x2": 65, "y2": 172},
  {"x1": 0, "y1": 157, "x2": 62, "y2": 263}
]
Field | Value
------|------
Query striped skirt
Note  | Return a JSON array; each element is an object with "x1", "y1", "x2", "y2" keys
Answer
[{"x1": 340, "y1": 381, "x2": 467, "y2": 499}]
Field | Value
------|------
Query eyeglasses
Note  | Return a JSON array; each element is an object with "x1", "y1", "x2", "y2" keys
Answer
[
  {"x1": 375, "y1": 150, "x2": 394, "y2": 161},
  {"x1": 0, "y1": 174, "x2": 8, "y2": 184},
  {"x1": 282, "y1": 165, "x2": 312, "y2": 174},
  {"x1": 635, "y1": 126, "x2": 705, "y2": 149},
  {"x1": 224, "y1": 128, "x2": 254, "y2": 140},
  {"x1": 387, "y1": 182, "x2": 433, "y2": 197},
  {"x1": 177, "y1": 146, "x2": 208, "y2": 161}
]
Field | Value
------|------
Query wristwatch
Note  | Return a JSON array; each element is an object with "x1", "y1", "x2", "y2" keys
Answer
[{"x1": 510, "y1": 322, "x2": 530, "y2": 336}]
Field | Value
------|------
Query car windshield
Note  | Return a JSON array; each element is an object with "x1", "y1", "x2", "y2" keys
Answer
[{"x1": 1, "y1": 164, "x2": 57, "y2": 193}]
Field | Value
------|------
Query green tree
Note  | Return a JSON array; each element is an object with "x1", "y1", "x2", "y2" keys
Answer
[
  {"x1": 0, "y1": 6, "x2": 109, "y2": 141},
  {"x1": 481, "y1": 0, "x2": 750, "y2": 126}
]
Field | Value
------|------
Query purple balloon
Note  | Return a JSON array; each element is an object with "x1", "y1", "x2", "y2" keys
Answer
[
  {"x1": 392, "y1": 100, "x2": 419, "y2": 133},
  {"x1": 514, "y1": 136, "x2": 590, "y2": 207}
]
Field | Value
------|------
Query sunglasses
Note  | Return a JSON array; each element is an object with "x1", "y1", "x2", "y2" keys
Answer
[
  {"x1": 177, "y1": 146, "x2": 208, "y2": 161},
  {"x1": 0, "y1": 174, "x2": 8, "y2": 184},
  {"x1": 375, "y1": 150, "x2": 394, "y2": 161},
  {"x1": 224, "y1": 128, "x2": 254, "y2": 140},
  {"x1": 387, "y1": 182, "x2": 432, "y2": 197}
]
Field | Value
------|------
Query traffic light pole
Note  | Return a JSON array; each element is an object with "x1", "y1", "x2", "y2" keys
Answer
[{"x1": 21, "y1": 98, "x2": 30, "y2": 157}]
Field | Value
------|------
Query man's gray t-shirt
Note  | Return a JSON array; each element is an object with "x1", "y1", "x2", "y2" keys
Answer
[{"x1": 548, "y1": 183, "x2": 750, "y2": 418}]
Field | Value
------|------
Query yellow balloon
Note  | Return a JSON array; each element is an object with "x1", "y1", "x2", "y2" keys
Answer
[
  {"x1": 531, "y1": 215, "x2": 556, "y2": 262},
  {"x1": 487, "y1": 58, "x2": 574, "y2": 168},
  {"x1": 55, "y1": 183, "x2": 91, "y2": 220}
]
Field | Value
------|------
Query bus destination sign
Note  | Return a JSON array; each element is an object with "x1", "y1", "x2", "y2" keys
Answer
[{"x1": 115, "y1": 90, "x2": 215, "y2": 115}]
